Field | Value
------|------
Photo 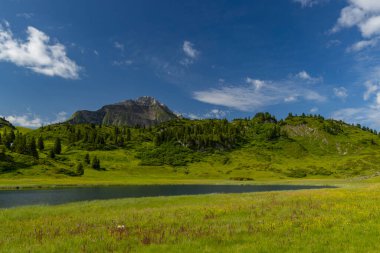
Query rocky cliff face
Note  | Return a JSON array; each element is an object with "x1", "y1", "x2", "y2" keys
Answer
[{"x1": 67, "y1": 96, "x2": 178, "y2": 127}]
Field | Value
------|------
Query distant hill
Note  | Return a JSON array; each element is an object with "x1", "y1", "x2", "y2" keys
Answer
[
  {"x1": 66, "y1": 96, "x2": 178, "y2": 127},
  {"x1": 3, "y1": 105, "x2": 380, "y2": 181},
  {"x1": 0, "y1": 117, "x2": 14, "y2": 129}
]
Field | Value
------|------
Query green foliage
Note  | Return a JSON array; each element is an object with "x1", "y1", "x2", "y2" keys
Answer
[
  {"x1": 37, "y1": 136, "x2": 44, "y2": 151},
  {"x1": 91, "y1": 156, "x2": 101, "y2": 170},
  {"x1": 53, "y1": 138, "x2": 62, "y2": 154},
  {"x1": 3, "y1": 184, "x2": 380, "y2": 252},
  {"x1": 48, "y1": 150, "x2": 55, "y2": 159},
  {"x1": 323, "y1": 120, "x2": 343, "y2": 135},
  {"x1": 76, "y1": 163, "x2": 84, "y2": 176},
  {"x1": 137, "y1": 143, "x2": 201, "y2": 166},
  {"x1": 84, "y1": 153, "x2": 90, "y2": 164},
  {"x1": 2, "y1": 113, "x2": 380, "y2": 180}
]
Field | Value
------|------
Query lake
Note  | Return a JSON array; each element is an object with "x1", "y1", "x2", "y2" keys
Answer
[{"x1": 0, "y1": 184, "x2": 334, "y2": 208}]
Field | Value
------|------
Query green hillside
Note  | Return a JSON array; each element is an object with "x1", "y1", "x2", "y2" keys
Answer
[{"x1": 1, "y1": 112, "x2": 380, "y2": 186}]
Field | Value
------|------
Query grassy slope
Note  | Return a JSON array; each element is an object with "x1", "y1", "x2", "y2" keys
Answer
[
  {"x1": 1, "y1": 181, "x2": 380, "y2": 252},
  {"x1": 2, "y1": 116, "x2": 380, "y2": 188}
]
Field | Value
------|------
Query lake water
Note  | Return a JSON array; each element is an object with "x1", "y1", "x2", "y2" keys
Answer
[{"x1": 0, "y1": 184, "x2": 334, "y2": 208}]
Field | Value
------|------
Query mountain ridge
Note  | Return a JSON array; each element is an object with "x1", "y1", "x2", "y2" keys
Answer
[{"x1": 66, "y1": 96, "x2": 178, "y2": 127}]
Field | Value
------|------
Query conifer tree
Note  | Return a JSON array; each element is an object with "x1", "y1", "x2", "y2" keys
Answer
[
  {"x1": 91, "y1": 156, "x2": 100, "y2": 170},
  {"x1": 126, "y1": 128, "x2": 131, "y2": 141},
  {"x1": 84, "y1": 153, "x2": 90, "y2": 164},
  {"x1": 53, "y1": 138, "x2": 61, "y2": 154},
  {"x1": 48, "y1": 150, "x2": 55, "y2": 159},
  {"x1": 76, "y1": 163, "x2": 84, "y2": 175},
  {"x1": 37, "y1": 136, "x2": 44, "y2": 151}
]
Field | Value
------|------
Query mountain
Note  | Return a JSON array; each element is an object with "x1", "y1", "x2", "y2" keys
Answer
[
  {"x1": 67, "y1": 96, "x2": 178, "y2": 127},
  {"x1": 0, "y1": 117, "x2": 14, "y2": 129}
]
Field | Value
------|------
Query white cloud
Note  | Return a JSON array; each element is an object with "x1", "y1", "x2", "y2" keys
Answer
[
  {"x1": 363, "y1": 80, "x2": 380, "y2": 100},
  {"x1": 332, "y1": 5, "x2": 366, "y2": 32},
  {"x1": 295, "y1": 70, "x2": 322, "y2": 83},
  {"x1": 326, "y1": 39, "x2": 342, "y2": 48},
  {"x1": 16, "y1": 13, "x2": 34, "y2": 19},
  {"x1": 193, "y1": 77, "x2": 326, "y2": 111},
  {"x1": 246, "y1": 77, "x2": 265, "y2": 90},
  {"x1": 285, "y1": 96, "x2": 298, "y2": 102},
  {"x1": 183, "y1": 41, "x2": 199, "y2": 59},
  {"x1": 293, "y1": 0, "x2": 322, "y2": 8},
  {"x1": 52, "y1": 111, "x2": 68, "y2": 124},
  {"x1": 1, "y1": 111, "x2": 68, "y2": 128},
  {"x1": 204, "y1": 109, "x2": 229, "y2": 119},
  {"x1": 112, "y1": 59, "x2": 133, "y2": 66},
  {"x1": 310, "y1": 107, "x2": 319, "y2": 113},
  {"x1": 347, "y1": 38, "x2": 379, "y2": 51},
  {"x1": 0, "y1": 22, "x2": 80, "y2": 79},
  {"x1": 332, "y1": 78, "x2": 380, "y2": 128},
  {"x1": 179, "y1": 58, "x2": 194, "y2": 66},
  {"x1": 332, "y1": 0, "x2": 380, "y2": 51},
  {"x1": 114, "y1": 41, "x2": 124, "y2": 51},
  {"x1": 333, "y1": 87, "x2": 348, "y2": 99},
  {"x1": 182, "y1": 109, "x2": 229, "y2": 120},
  {"x1": 359, "y1": 15, "x2": 380, "y2": 37},
  {"x1": 350, "y1": 0, "x2": 380, "y2": 12},
  {"x1": 332, "y1": 106, "x2": 380, "y2": 128},
  {"x1": 376, "y1": 92, "x2": 380, "y2": 106},
  {"x1": 4, "y1": 114, "x2": 43, "y2": 128}
]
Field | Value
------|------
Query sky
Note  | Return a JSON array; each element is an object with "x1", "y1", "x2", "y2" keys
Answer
[{"x1": 2, "y1": 0, "x2": 380, "y2": 128}]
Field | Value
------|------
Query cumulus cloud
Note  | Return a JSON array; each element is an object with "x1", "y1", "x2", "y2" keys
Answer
[
  {"x1": 332, "y1": 0, "x2": 380, "y2": 51},
  {"x1": 182, "y1": 41, "x2": 199, "y2": 59},
  {"x1": 333, "y1": 87, "x2": 348, "y2": 99},
  {"x1": 332, "y1": 106, "x2": 380, "y2": 128},
  {"x1": 294, "y1": 70, "x2": 323, "y2": 83},
  {"x1": 4, "y1": 114, "x2": 43, "y2": 128},
  {"x1": 193, "y1": 77, "x2": 326, "y2": 111},
  {"x1": 0, "y1": 22, "x2": 80, "y2": 79},
  {"x1": 1, "y1": 111, "x2": 68, "y2": 128},
  {"x1": 246, "y1": 77, "x2": 265, "y2": 90},
  {"x1": 347, "y1": 38, "x2": 379, "y2": 51},
  {"x1": 332, "y1": 79, "x2": 380, "y2": 128}
]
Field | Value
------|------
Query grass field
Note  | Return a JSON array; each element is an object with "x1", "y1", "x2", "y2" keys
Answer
[
  {"x1": 2, "y1": 119, "x2": 380, "y2": 252},
  {"x1": 1, "y1": 180, "x2": 380, "y2": 252}
]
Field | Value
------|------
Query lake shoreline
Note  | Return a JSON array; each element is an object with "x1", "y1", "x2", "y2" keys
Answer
[
  {"x1": 0, "y1": 178, "x2": 342, "y2": 191},
  {"x1": 0, "y1": 184, "x2": 337, "y2": 209}
]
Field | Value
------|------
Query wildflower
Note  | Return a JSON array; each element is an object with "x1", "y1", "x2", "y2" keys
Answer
[{"x1": 117, "y1": 225, "x2": 125, "y2": 230}]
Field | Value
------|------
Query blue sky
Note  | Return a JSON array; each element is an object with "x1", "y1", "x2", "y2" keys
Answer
[{"x1": 1, "y1": 0, "x2": 380, "y2": 128}]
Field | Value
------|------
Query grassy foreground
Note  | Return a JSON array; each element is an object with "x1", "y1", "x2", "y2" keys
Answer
[{"x1": 1, "y1": 181, "x2": 380, "y2": 252}]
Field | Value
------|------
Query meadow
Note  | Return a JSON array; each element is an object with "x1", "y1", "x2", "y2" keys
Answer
[
  {"x1": 1, "y1": 115, "x2": 380, "y2": 252},
  {"x1": 1, "y1": 180, "x2": 380, "y2": 252}
]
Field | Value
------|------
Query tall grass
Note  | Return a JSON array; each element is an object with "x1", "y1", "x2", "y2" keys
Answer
[{"x1": 1, "y1": 182, "x2": 380, "y2": 252}]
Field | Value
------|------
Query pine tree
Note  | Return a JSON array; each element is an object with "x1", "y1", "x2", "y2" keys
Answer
[
  {"x1": 53, "y1": 138, "x2": 61, "y2": 154},
  {"x1": 48, "y1": 150, "x2": 55, "y2": 159},
  {"x1": 76, "y1": 163, "x2": 84, "y2": 175},
  {"x1": 28, "y1": 137, "x2": 39, "y2": 158},
  {"x1": 91, "y1": 156, "x2": 100, "y2": 170},
  {"x1": 37, "y1": 136, "x2": 44, "y2": 151},
  {"x1": 126, "y1": 128, "x2": 131, "y2": 141},
  {"x1": 84, "y1": 153, "x2": 90, "y2": 164}
]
